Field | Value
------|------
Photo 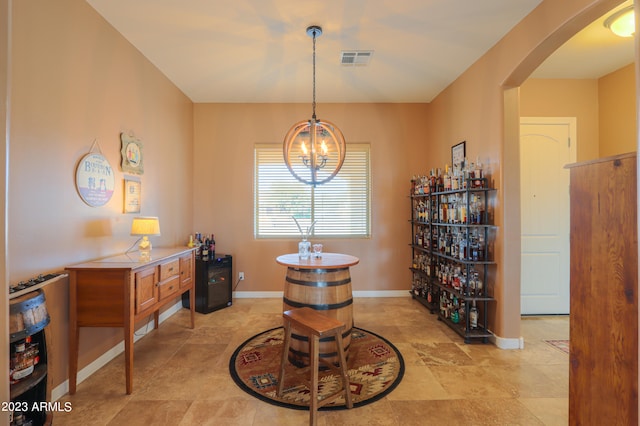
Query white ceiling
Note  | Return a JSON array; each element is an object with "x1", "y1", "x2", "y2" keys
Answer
[{"x1": 86, "y1": 0, "x2": 635, "y2": 103}]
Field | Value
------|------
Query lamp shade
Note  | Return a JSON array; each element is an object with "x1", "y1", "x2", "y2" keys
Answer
[{"x1": 130, "y1": 216, "x2": 161, "y2": 236}]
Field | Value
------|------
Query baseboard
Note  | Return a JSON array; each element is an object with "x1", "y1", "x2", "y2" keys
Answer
[
  {"x1": 233, "y1": 291, "x2": 283, "y2": 298},
  {"x1": 352, "y1": 290, "x2": 411, "y2": 298},
  {"x1": 233, "y1": 290, "x2": 411, "y2": 298},
  {"x1": 491, "y1": 333, "x2": 525, "y2": 350},
  {"x1": 51, "y1": 300, "x2": 184, "y2": 401}
]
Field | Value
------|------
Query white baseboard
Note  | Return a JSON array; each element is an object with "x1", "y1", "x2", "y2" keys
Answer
[
  {"x1": 491, "y1": 334, "x2": 525, "y2": 350},
  {"x1": 233, "y1": 290, "x2": 411, "y2": 299},
  {"x1": 51, "y1": 300, "x2": 184, "y2": 401},
  {"x1": 352, "y1": 290, "x2": 411, "y2": 298},
  {"x1": 233, "y1": 291, "x2": 283, "y2": 298}
]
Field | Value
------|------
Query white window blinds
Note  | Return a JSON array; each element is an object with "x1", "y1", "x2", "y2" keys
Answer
[{"x1": 254, "y1": 143, "x2": 371, "y2": 238}]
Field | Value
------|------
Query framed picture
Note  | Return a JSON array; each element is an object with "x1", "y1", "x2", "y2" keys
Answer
[
  {"x1": 120, "y1": 133, "x2": 144, "y2": 175},
  {"x1": 123, "y1": 177, "x2": 141, "y2": 213},
  {"x1": 451, "y1": 141, "x2": 466, "y2": 168},
  {"x1": 75, "y1": 152, "x2": 115, "y2": 207}
]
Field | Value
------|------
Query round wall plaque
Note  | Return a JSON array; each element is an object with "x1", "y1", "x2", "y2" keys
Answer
[{"x1": 75, "y1": 152, "x2": 115, "y2": 207}]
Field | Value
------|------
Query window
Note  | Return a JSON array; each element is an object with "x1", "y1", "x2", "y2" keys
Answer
[{"x1": 255, "y1": 143, "x2": 370, "y2": 238}]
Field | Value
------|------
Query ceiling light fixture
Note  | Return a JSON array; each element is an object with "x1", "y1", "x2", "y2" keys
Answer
[
  {"x1": 604, "y1": 5, "x2": 635, "y2": 37},
  {"x1": 283, "y1": 26, "x2": 346, "y2": 186}
]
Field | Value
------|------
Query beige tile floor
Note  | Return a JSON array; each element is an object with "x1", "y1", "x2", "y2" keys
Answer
[{"x1": 55, "y1": 297, "x2": 569, "y2": 425}]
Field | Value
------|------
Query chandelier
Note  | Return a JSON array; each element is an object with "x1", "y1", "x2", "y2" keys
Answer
[{"x1": 283, "y1": 26, "x2": 346, "y2": 186}]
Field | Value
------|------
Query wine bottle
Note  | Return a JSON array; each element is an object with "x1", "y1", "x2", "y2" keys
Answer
[
  {"x1": 201, "y1": 237, "x2": 209, "y2": 261},
  {"x1": 469, "y1": 300, "x2": 478, "y2": 329}
]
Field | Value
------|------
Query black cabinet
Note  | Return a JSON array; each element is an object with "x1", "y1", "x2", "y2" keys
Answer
[{"x1": 182, "y1": 255, "x2": 232, "y2": 314}]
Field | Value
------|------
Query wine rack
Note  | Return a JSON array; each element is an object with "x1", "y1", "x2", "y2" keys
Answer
[{"x1": 409, "y1": 172, "x2": 496, "y2": 343}]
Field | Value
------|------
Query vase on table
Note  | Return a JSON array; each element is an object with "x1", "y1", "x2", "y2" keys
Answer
[{"x1": 298, "y1": 240, "x2": 311, "y2": 260}]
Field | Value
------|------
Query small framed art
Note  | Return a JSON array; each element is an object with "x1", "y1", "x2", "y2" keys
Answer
[
  {"x1": 451, "y1": 141, "x2": 466, "y2": 168},
  {"x1": 123, "y1": 177, "x2": 141, "y2": 213},
  {"x1": 121, "y1": 133, "x2": 144, "y2": 175}
]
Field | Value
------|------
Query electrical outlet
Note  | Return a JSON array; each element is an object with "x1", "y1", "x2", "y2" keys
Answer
[{"x1": 239, "y1": 272, "x2": 245, "y2": 281}]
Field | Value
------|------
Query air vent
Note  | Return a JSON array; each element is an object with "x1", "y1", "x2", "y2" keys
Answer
[{"x1": 340, "y1": 50, "x2": 373, "y2": 66}]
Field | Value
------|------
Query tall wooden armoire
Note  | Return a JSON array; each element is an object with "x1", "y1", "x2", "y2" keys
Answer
[{"x1": 566, "y1": 152, "x2": 638, "y2": 424}]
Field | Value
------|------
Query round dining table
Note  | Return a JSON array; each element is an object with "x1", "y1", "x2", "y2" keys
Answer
[{"x1": 276, "y1": 253, "x2": 359, "y2": 366}]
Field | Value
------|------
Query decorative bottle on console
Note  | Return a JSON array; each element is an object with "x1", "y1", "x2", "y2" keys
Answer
[{"x1": 201, "y1": 237, "x2": 209, "y2": 261}]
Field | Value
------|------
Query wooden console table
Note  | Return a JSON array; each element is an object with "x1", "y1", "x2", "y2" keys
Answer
[{"x1": 66, "y1": 247, "x2": 195, "y2": 394}]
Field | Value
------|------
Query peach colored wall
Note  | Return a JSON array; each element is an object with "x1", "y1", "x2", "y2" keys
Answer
[
  {"x1": 1, "y1": 0, "x2": 8, "y2": 418},
  {"x1": 1, "y1": 0, "x2": 634, "y2": 405},
  {"x1": 425, "y1": 0, "x2": 627, "y2": 340},
  {"x1": 6, "y1": 0, "x2": 194, "y2": 391},
  {"x1": 599, "y1": 63, "x2": 637, "y2": 156},
  {"x1": 520, "y1": 79, "x2": 600, "y2": 161},
  {"x1": 193, "y1": 103, "x2": 429, "y2": 294}
]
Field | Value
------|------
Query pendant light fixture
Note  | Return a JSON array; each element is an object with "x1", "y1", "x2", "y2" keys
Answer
[{"x1": 283, "y1": 26, "x2": 346, "y2": 186}]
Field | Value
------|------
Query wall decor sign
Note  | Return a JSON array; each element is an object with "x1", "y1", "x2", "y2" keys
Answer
[
  {"x1": 75, "y1": 140, "x2": 115, "y2": 207},
  {"x1": 120, "y1": 132, "x2": 144, "y2": 175},
  {"x1": 451, "y1": 140, "x2": 466, "y2": 168},
  {"x1": 123, "y1": 177, "x2": 141, "y2": 213}
]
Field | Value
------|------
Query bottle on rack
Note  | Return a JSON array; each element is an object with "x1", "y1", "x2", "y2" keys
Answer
[
  {"x1": 209, "y1": 234, "x2": 216, "y2": 258},
  {"x1": 10, "y1": 336, "x2": 38, "y2": 385},
  {"x1": 469, "y1": 300, "x2": 479, "y2": 329},
  {"x1": 474, "y1": 271, "x2": 483, "y2": 296}
]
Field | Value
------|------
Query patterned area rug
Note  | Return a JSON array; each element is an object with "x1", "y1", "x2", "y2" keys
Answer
[
  {"x1": 544, "y1": 339, "x2": 570, "y2": 354},
  {"x1": 229, "y1": 327, "x2": 404, "y2": 410}
]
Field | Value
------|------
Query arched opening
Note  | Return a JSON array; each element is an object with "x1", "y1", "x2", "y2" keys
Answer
[{"x1": 502, "y1": 0, "x2": 637, "y2": 339}]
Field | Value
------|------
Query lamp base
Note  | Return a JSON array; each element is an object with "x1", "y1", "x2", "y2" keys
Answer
[{"x1": 139, "y1": 236, "x2": 152, "y2": 262}]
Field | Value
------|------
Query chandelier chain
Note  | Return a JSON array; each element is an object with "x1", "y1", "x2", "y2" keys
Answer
[{"x1": 312, "y1": 30, "x2": 317, "y2": 120}]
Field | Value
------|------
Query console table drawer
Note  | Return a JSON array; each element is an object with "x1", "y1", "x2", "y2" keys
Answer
[
  {"x1": 159, "y1": 259, "x2": 179, "y2": 281},
  {"x1": 158, "y1": 275, "x2": 180, "y2": 302}
]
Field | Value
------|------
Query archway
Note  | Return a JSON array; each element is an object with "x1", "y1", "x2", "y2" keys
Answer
[{"x1": 501, "y1": 0, "x2": 636, "y2": 344}]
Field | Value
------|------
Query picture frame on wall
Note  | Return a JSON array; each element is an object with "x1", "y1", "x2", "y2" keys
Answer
[
  {"x1": 123, "y1": 176, "x2": 141, "y2": 213},
  {"x1": 451, "y1": 140, "x2": 466, "y2": 168},
  {"x1": 120, "y1": 132, "x2": 144, "y2": 175}
]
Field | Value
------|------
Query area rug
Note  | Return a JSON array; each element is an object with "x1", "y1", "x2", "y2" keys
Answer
[
  {"x1": 544, "y1": 339, "x2": 570, "y2": 354},
  {"x1": 229, "y1": 326, "x2": 404, "y2": 410}
]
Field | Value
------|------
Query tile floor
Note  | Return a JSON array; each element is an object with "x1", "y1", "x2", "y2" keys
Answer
[{"x1": 55, "y1": 297, "x2": 569, "y2": 425}]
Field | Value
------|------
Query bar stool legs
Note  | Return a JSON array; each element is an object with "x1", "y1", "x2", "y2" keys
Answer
[{"x1": 277, "y1": 307, "x2": 353, "y2": 425}]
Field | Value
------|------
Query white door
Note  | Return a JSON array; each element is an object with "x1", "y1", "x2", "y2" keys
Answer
[{"x1": 520, "y1": 117, "x2": 576, "y2": 315}]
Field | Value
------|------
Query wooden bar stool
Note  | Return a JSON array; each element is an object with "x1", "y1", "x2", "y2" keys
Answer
[{"x1": 277, "y1": 307, "x2": 353, "y2": 425}]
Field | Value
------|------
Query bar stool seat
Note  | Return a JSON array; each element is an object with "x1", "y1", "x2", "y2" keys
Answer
[{"x1": 277, "y1": 307, "x2": 353, "y2": 425}]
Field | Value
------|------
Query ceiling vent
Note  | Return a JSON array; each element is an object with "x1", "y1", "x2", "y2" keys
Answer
[{"x1": 340, "y1": 50, "x2": 373, "y2": 66}]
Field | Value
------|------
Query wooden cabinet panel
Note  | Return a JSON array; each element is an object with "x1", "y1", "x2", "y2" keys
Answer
[
  {"x1": 179, "y1": 254, "x2": 193, "y2": 289},
  {"x1": 567, "y1": 153, "x2": 638, "y2": 425},
  {"x1": 135, "y1": 266, "x2": 158, "y2": 314},
  {"x1": 76, "y1": 270, "x2": 126, "y2": 326}
]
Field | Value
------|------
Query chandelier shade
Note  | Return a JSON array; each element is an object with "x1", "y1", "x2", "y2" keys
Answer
[
  {"x1": 283, "y1": 25, "x2": 346, "y2": 186},
  {"x1": 283, "y1": 117, "x2": 346, "y2": 186}
]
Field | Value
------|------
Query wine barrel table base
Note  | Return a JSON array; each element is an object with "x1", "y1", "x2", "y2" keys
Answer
[{"x1": 276, "y1": 253, "x2": 360, "y2": 367}]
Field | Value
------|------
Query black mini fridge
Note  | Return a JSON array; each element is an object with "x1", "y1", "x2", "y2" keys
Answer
[{"x1": 182, "y1": 254, "x2": 232, "y2": 313}]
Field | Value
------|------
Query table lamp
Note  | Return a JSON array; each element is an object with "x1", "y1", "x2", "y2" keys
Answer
[{"x1": 130, "y1": 216, "x2": 161, "y2": 260}]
